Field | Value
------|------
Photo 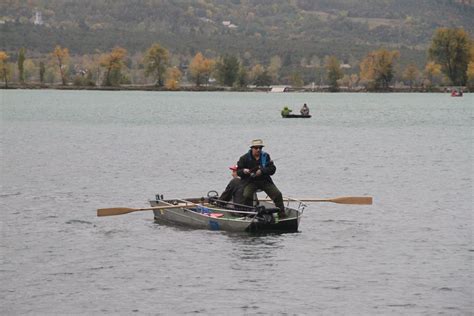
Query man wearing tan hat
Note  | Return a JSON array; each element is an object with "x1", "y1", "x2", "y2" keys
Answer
[{"x1": 236, "y1": 139, "x2": 286, "y2": 217}]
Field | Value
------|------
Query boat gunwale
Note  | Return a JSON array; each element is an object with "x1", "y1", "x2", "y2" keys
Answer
[
  {"x1": 151, "y1": 197, "x2": 305, "y2": 223},
  {"x1": 149, "y1": 195, "x2": 305, "y2": 233}
]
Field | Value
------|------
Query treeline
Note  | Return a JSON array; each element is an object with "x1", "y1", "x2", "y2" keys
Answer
[{"x1": 1, "y1": 28, "x2": 473, "y2": 91}]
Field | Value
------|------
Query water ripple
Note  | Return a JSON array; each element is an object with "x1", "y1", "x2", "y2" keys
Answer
[{"x1": 1, "y1": 91, "x2": 472, "y2": 315}]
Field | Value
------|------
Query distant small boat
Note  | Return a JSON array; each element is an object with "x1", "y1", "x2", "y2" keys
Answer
[
  {"x1": 451, "y1": 90, "x2": 463, "y2": 97},
  {"x1": 282, "y1": 113, "x2": 312, "y2": 118}
]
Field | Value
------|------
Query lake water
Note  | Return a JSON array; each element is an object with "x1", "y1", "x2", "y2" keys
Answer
[{"x1": 1, "y1": 90, "x2": 472, "y2": 315}]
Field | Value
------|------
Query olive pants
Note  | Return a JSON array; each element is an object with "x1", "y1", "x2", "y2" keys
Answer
[{"x1": 243, "y1": 181, "x2": 285, "y2": 212}]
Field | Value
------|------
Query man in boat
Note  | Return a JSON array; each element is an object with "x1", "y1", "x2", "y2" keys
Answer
[
  {"x1": 300, "y1": 103, "x2": 310, "y2": 115},
  {"x1": 219, "y1": 165, "x2": 245, "y2": 206},
  {"x1": 281, "y1": 106, "x2": 292, "y2": 117},
  {"x1": 237, "y1": 139, "x2": 286, "y2": 218}
]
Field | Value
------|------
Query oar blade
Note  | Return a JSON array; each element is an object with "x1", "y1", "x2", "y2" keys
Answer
[
  {"x1": 97, "y1": 203, "x2": 199, "y2": 217},
  {"x1": 97, "y1": 207, "x2": 136, "y2": 217},
  {"x1": 293, "y1": 196, "x2": 373, "y2": 204},
  {"x1": 330, "y1": 196, "x2": 373, "y2": 205}
]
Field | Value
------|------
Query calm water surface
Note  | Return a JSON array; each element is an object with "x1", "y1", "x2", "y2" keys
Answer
[{"x1": 1, "y1": 90, "x2": 472, "y2": 315}]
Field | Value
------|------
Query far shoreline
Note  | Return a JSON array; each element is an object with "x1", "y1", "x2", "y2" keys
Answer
[{"x1": 0, "y1": 83, "x2": 468, "y2": 93}]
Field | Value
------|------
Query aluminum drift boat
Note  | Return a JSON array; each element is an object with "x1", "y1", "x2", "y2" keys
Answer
[{"x1": 150, "y1": 193, "x2": 306, "y2": 233}]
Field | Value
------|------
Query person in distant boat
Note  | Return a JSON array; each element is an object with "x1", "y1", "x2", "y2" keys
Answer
[
  {"x1": 219, "y1": 165, "x2": 245, "y2": 206},
  {"x1": 281, "y1": 106, "x2": 292, "y2": 117},
  {"x1": 237, "y1": 139, "x2": 286, "y2": 218},
  {"x1": 300, "y1": 103, "x2": 310, "y2": 115}
]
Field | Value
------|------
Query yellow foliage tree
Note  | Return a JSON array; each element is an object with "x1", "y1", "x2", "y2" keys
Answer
[
  {"x1": 467, "y1": 45, "x2": 474, "y2": 90},
  {"x1": 165, "y1": 67, "x2": 182, "y2": 90},
  {"x1": 360, "y1": 48, "x2": 400, "y2": 90},
  {"x1": 100, "y1": 47, "x2": 127, "y2": 86},
  {"x1": 290, "y1": 72, "x2": 304, "y2": 88},
  {"x1": 189, "y1": 52, "x2": 214, "y2": 86},
  {"x1": 249, "y1": 64, "x2": 264, "y2": 83},
  {"x1": 0, "y1": 51, "x2": 10, "y2": 88},
  {"x1": 402, "y1": 64, "x2": 419, "y2": 89},
  {"x1": 467, "y1": 62, "x2": 474, "y2": 90},
  {"x1": 143, "y1": 43, "x2": 169, "y2": 86},
  {"x1": 423, "y1": 61, "x2": 442, "y2": 89},
  {"x1": 325, "y1": 55, "x2": 343, "y2": 91},
  {"x1": 429, "y1": 28, "x2": 472, "y2": 86},
  {"x1": 23, "y1": 59, "x2": 37, "y2": 82},
  {"x1": 268, "y1": 55, "x2": 282, "y2": 82},
  {"x1": 52, "y1": 45, "x2": 69, "y2": 85}
]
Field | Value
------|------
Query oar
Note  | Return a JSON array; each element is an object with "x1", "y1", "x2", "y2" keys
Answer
[
  {"x1": 297, "y1": 196, "x2": 372, "y2": 205},
  {"x1": 97, "y1": 203, "x2": 197, "y2": 217},
  {"x1": 264, "y1": 196, "x2": 373, "y2": 205}
]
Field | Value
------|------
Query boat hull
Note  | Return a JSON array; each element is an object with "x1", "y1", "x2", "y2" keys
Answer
[
  {"x1": 282, "y1": 114, "x2": 311, "y2": 118},
  {"x1": 150, "y1": 199, "x2": 302, "y2": 233}
]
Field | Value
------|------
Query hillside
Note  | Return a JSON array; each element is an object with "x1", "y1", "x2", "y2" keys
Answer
[{"x1": 1, "y1": 0, "x2": 473, "y2": 76}]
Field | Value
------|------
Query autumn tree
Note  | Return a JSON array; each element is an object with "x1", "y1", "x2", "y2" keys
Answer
[
  {"x1": 143, "y1": 43, "x2": 169, "y2": 86},
  {"x1": 165, "y1": 67, "x2": 182, "y2": 90},
  {"x1": 189, "y1": 52, "x2": 214, "y2": 86},
  {"x1": 423, "y1": 61, "x2": 442, "y2": 89},
  {"x1": 246, "y1": 64, "x2": 264, "y2": 86},
  {"x1": 429, "y1": 28, "x2": 472, "y2": 86},
  {"x1": 360, "y1": 49, "x2": 400, "y2": 90},
  {"x1": 248, "y1": 64, "x2": 271, "y2": 86},
  {"x1": 254, "y1": 70, "x2": 272, "y2": 87},
  {"x1": 100, "y1": 47, "x2": 127, "y2": 86},
  {"x1": 467, "y1": 45, "x2": 474, "y2": 90},
  {"x1": 215, "y1": 55, "x2": 240, "y2": 87},
  {"x1": 290, "y1": 72, "x2": 304, "y2": 88},
  {"x1": 325, "y1": 55, "x2": 343, "y2": 91},
  {"x1": 249, "y1": 64, "x2": 264, "y2": 84},
  {"x1": 39, "y1": 61, "x2": 45, "y2": 83},
  {"x1": 402, "y1": 64, "x2": 420, "y2": 89},
  {"x1": 268, "y1": 55, "x2": 282, "y2": 83},
  {"x1": 236, "y1": 66, "x2": 248, "y2": 88},
  {"x1": 0, "y1": 51, "x2": 11, "y2": 88},
  {"x1": 52, "y1": 45, "x2": 69, "y2": 85},
  {"x1": 339, "y1": 74, "x2": 360, "y2": 90},
  {"x1": 18, "y1": 47, "x2": 26, "y2": 83},
  {"x1": 467, "y1": 61, "x2": 474, "y2": 90},
  {"x1": 23, "y1": 59, "x2": 37, "y2": 82}
]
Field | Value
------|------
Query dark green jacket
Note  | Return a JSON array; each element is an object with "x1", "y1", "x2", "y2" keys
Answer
[
  {"x1": 237, "y1": 150, "x2": 276, "y2": 184},
  {"x1": 220, "y1": 177, "x2": 245, "y2": 205}
]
